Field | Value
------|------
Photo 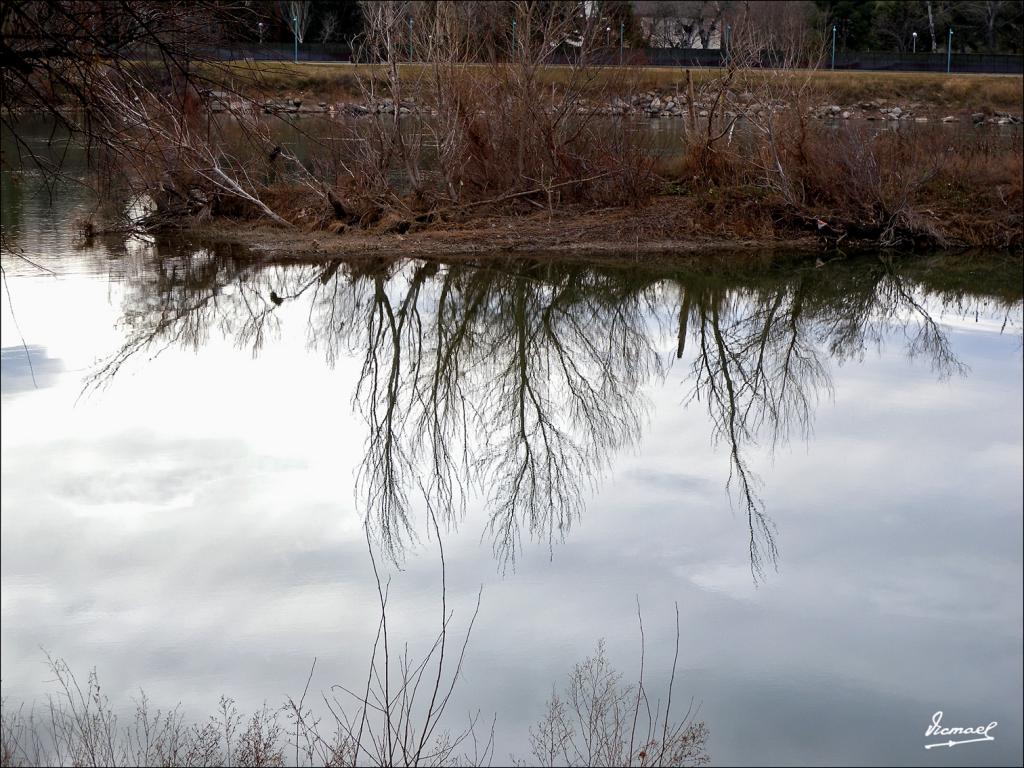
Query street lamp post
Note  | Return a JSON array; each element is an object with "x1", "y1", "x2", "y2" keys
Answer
[
  {"x1": 293, "y1": 15, "x2": 298, "y2": 63},
  {"x1": 947, "y1": 28, "x2": 953, "y2": 72},
  {"x1": 912, "y1": 31, "x2": 917, "y2": 53},
  {"x1": 257, "y1": 21, "x2": 264, "y2": 45},
  {"x1": 512, "y1": 19, "x2": 516, "y2": 58},
  {"x1": 724, "y1": 24, "x2": 731, "y2": 64},
  {"x1": 831, "y1": 25, "x2": 836, "y2": 70},
  {"x1": 606, "y1": 26, "x2": 611, "y2": 48},
  {"x1": 409, "y1": 17, "x2": 414, "y2": 61}
]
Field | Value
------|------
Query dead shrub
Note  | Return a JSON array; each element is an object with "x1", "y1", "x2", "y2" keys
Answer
[
  {"x1": 655, "y1": 140, "x2": 742, "y2": 188},
  {"x1": 339, "y1": 1, "x2": 658, "y2": 219},
  {"x1": 772, "y1": 122, "x2": 1022, "y2": 248}
]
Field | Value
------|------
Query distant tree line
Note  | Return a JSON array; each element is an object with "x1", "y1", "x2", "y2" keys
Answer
[
  {"x1": 233, "y1": 1, "x2": 645, "y2": 49},
  {"x1": 633, "y1": 1, "x2": 1022, "y2": 53},
  {"x1": 234, "y1": 0, "x2": 362, "y2": 46},
  {"x1": 225, "y1": 2, "x2": 1023, "y2": 55},
  {"x1": 814, "y1": 0, "x2": 1024, "y2": 53}
]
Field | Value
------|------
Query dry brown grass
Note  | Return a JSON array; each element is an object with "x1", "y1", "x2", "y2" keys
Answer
[
  {"x1": 203, "y1": 61, "x2": 1024, "y2": 112},
  {"x1": 653, "y1": 119, "x2": 1023, "y2": 249}
]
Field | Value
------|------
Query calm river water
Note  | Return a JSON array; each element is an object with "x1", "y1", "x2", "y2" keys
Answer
[{"x1": 1, "y1": 127, "x2": 1022, "y2": 767}]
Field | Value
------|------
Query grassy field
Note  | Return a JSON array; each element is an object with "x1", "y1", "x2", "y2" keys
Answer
[{"x1": 204, "y1": 60, "x2": 1024, "y2": 112}]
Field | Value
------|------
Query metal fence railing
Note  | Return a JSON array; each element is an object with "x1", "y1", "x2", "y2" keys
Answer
[
  {"x1": 554, "y1": 48, "x2": 1023, "y2": 73},
  {"x1": 210, "y1": 42, "x2": 354, "y2": 62},
  {"x1": 204, "y1": 42, "x2": 1023, "y2": 74},
  {"x1": 830, "y1": 51, "x2": 1022, "y2": 73}
]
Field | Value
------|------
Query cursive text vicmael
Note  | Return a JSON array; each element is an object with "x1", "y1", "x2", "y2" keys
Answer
[{"x1": 926, "y1": 711, "x2": 997, "y2": 739}]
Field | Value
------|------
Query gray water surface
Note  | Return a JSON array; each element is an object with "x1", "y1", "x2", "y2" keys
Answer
[{"x1": 2, "y1": 129, "x2": 1023, "y2": 767}]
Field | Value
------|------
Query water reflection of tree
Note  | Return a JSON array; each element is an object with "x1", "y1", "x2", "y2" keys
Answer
[
  {"x1": 676, "y1": 260, "x2": 1002, "y2": 576},
  {"x1": 85, "y1": 243, "x2": 332, "y2": 387},
  {"x1": 682, "y1": 281, "x2": 827, "y2": 578},
  {"x1": 89, "y1": 248, "x2": 1020, "y2": 578},
  {"x1": 305, "y1": 262, "x2": 665, "y2": 566}
]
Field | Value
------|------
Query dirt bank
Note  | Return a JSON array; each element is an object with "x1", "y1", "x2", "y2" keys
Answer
[{"x1": 183, "y1": 198, "x2": 836, "y2": 262}]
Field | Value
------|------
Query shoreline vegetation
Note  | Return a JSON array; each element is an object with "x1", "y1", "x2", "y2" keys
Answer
[
  {"x1": 209, "y1": 62, "x2": 1024, "y2": 120},
  {"x1": 4, "y1": 3, "x2": 1023, "y2": 261},
  {"x1": 1, "y1": 546, "x2": 709, "y2": 768},
  {"x1": 133, "y1": 72, "x2": 1024, "y2": 255},
  {"x1": 123, "y1": 54, "x2": 1024, "y2": 255},
  {"x1": 0, "y1": 642, "x2": 710, "y2": 768}
]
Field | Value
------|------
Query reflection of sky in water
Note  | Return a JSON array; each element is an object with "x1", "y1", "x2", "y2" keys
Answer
[
  {"x1": 0, "y1": 252, "x2": 1021, "y2": 767},
  {"x1": 1, "y1": 344, "x2": 63, "y2": 393}
]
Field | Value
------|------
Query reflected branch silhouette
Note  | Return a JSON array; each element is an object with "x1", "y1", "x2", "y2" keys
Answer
[
  {"x1": 355, "y1": 267, "x2": 432, "y2": 561},
  {"x1": 478, "y1": 269, "x2": 659, "y2": 566},
  {"x1": 85, "y1": 248, "x2": 1018, "y2": 580}
]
